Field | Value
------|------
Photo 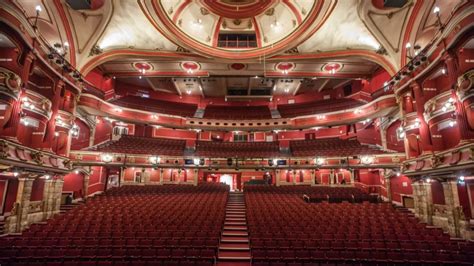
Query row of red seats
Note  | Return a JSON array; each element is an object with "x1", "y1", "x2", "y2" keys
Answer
[
  {"x1": 245, "y1": 186, "x2": 474, "y2": 264},
  {"x1": 110, "y1": 95, "x2": 198, "y2": 118},
  {"x1": 278, "y1": 98, "x2": 364, "y2": 118},
  {"x1": 90, "y1": 135, "x2": 186, "y2": 156},
  {"x1": 6, "y1": 259, "x2": 213, "y2": 266},
  {"x1": 203, "y1": 105, "x2": 272, "y2": 119},
  {"x1": 289, "y1": 138, "x2": 385, "y2": 157},
  {"x1": 0, "y1": 184, "x2": 228, "y2": 264},
  {"x1": 195, "y1": 141, "x2": 281, "y2": 157}
]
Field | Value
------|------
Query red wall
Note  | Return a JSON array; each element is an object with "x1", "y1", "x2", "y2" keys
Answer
[
  {"x1": 94, "y1": 118, "x2": 112, "y2": 144},
  {"x1": 3, "y1": 178, "x2": 18, "y2": 214},
  {"x1": 70, "y1": 119, "x2": 91, "y2": 150},
  {"x1": 63, "y1": 172, "x2": 85, "y2": 198},
  {"x1": 88, "y1": 166, "x2": 106, "y2": 195},
  {"x1": 390, "y1": 174, "x2": 413, "y2": 204},
  {"x1": 30, "y1": 178, "x2": 45, "y2": 201},
  {"x1": 431, "y1": 180, "x2": 445, "y2": 205}
]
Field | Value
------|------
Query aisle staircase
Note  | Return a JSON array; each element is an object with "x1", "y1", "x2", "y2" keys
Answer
[{"x1": 217, "y1": 191, "x2": 251, "y2": 265}]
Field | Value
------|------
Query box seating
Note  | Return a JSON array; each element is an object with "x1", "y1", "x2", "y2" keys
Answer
[
  {"x1": 195, "y1": 141, "x2": 281, "y2": 158},
  {"x1": 245, "y1": 185, "x2": 474, "y2": 265},
  {"x1": 89, "y1": 135, "x2": 186, "y2": 156},
  {"x1": 290, "y1": 137, "x2": 386, "y2": 157},
  {"x1": 110, "y1": 96, "x2": 198, "y2": 118},
  {"x1": 203, "y1": 105, "x2": 272, "y2": 120},
  {"x1": 0, "y1": 184, "x2": 227, "y2": 265},
  {"x1": 278, "y1": 98, "x2": 364, "y2": 118}
]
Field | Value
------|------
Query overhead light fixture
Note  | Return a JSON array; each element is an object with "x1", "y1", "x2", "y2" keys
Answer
[
  {"x1": 35, "y1": 5, "x2": 42, "y2": 13},
  {"x1": 433, "y1": 6, "x2": 440, "y2": 14},
  {"x1": 149, "y1": 156, "x2": 161, "y2": 164},
  {"x1": 101, "y1": 154, "x2": 113, "y2": 163},
  {"x1": 315, "y1": 157, "x2": 325, "y2": 165},
  {"x1": 360, "y1": 156, "x2": 374, "y2": 165},
  {"x1": 405, "y1": 43, "x2": 411, "y2": 49}
]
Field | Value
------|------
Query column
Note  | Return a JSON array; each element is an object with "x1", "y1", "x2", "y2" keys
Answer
[
  {"x1": 275, "y1": 170, "x2": 281, "y2": 187},
  {"x1": 159, "y1": 168, "x2": 164, "y2": 185},
  {"x1": 412, "y1": 180, "x2": 434, "y2": 225},
  {"x1": 6, "y1": 176, "x2": 35, "y2": 232},
  {"x1": 442, "y1": 180, "x2": 465, "y2": 237},
  {"x1": 42, "y1": 179, "x2": 54, "y2": 220},
  {"x1": 193, "y1": 169, "x2": 198, "y2": 186},
  {"x1": 2, "y1": 52, "x2": 35, "y2": 139},
  {"x1": 383, "y1": 170, "x2": 392, "y2": 203},
  {"x1": 83, "y1": 174, "x2": 90, "y2": 201},
  {"x1": 292, "y1": 171, "x2": 296, "y2": 185},
  {"x1": 380, "y1": 127, "x2": 388, "y2": 150},
  {"x1": 42, "y1": 80, "x2": 64, "y2": 151},
  {"x1": 119, "y1": 167, "x2": 125, "y2": 186},
  {"x1": 51, "y1": 178, "x2": 64, "y2": 216},
  {"x1": 349, "y1": 169, "x2": 355, "y2": 185},
  {"x1": 89, "y1": 123, "x2": 96, "y2": 146},
  {"x1": 411, "y1": 82, "x2": 433, "y2": 153},
  {"x1": 310, "y1": 170, "x2": 316, "y2": 186},
  {"x1": 329, "y1": 169, "x2": 335, "y2": 185}
]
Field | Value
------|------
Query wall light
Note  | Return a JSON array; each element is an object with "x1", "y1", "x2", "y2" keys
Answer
[
  {"x1": 149, "y1": 156, "x2": 161, "y2": 164},
  {"x1": 360, "y1": 156, "x2": 374, "y2": 164},
  {"x1": 315, "y1": 157, "x2": 325, "y2": 165},
  {"x1": 101, "y1": 154, "x2": 113, "y2": 163}
]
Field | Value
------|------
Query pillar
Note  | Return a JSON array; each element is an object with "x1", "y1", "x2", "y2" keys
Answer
[
  {"x1": 411, "y1": 82, "x2": 433, "y2": 153},
  {"x1": 292, "y1": 171, "x2": 296, "y2": 185},
  {"x1": 412, "y1": 180, "x2": 434, "y2": 225},
  {"x1": 442, "y1": 180, "x2": 465, "y2": 237},
  {"x1": 310, "y1": 170, "x2": 316, "y2": 186},
  {"x1": 193, "y1": 169, "x2": 198, "y2": 186},
  {"x1": 383, "y1": 170, "x2": 392, "y2": 203},
  {"x1": 159, "y1": 168, "x2": 164, "y2": 185},
  {"x1": 10, "y1": 176, "x2": 34, "y2": 232},
  {"x1": 42, "y1": 80, "x2": 64, "y2": 151},
  {"x1": 275, "y1": 170, "x2": 281, "y2": 187},
  {"x1": 89, "y1": 123, "x2": 96, "y2": 146},
  {"x1": 329, "y1": 169, "x2": 335, "y2": 185},
  {"x1": 380, "y1": 127, "x2": 388, "y2": 150},
  {"x1": 2, "y1": 52, "x2": 35, "y2": 140},
  {"x1": 83, "y1": 174, "x2": 90, "y2": 200},
  {"x1": 349, "y1": 169, "x2": 355, "y2": 185},
  {"x1": 119, "y1": 167, "x2": 125, "y2": 186},
  {"x1": 42, "y1": 179, "x2": 55, "y2": 220}
]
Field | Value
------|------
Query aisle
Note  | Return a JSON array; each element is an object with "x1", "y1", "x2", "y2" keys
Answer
[{"x1": 217, "y1": 191, "x2": 251, "y2": 266}]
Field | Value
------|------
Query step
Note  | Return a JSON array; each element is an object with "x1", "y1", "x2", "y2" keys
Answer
[
  {"x1": 220, "y1": 236, "x2": 249, "y2": 243},
  {"x1": 226, "y1": 215, "x2": 246, "y2": 218},
  {"x1": 226, "y1": 218, "x2": 246, "y2": 222},
  {"x1": 224, "y1": 221, "x2": 247, "y2": 226},
  {"x1": 223, "y1": 226, "x2": 247, "y2": 231},
  {"x1": 226, "y1": 211, "x2": 246, "y2": 215},
  {"x1": 218, "y1": 251, "x2": 251, "y2": 260},
  {"x1": 222, "y1": 231, "x2": 248, "y2": 237},
  {"x1": 219, "y1": 243, "x2": 250, "y2": 251}
]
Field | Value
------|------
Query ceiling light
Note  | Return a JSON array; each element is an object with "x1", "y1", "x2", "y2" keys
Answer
[
  {"x1": 35, "y1": 5, "x2": 42, "y2": 13},
  {"x1": 405, "y1": 43, "x2": 411, "y2": 49},
  {"x1": 433, "y1": 6, "x2": 440, "y2": 14},
  {"x1": 64, "y1": 42, "x2": 69, "y2": 47},
  {"x1": 459, "y1": 175, "x2": 465, "y2": 181}
]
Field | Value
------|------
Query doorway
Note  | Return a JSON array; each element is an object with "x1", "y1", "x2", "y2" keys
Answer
[{"x1": 220, "y1": 174, "x2": 233, "y2": 191}]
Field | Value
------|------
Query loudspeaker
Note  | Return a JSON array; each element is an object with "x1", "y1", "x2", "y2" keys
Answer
[
  {"x1": 268, "y1": 159, "x2": 274, "y2": 166},
  {"x1": 227, "y1": 158, "x2": 233, "y2": 166},
  {"x1": 199, "y1": 158, "x2": 205, "y2": 166}
]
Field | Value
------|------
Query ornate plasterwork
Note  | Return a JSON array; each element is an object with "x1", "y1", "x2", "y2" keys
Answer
[{"x1": 0, "y1": 67, "x2": 22, "y2": 100}]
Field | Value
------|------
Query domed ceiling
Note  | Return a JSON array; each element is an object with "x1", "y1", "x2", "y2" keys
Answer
[{"x1": 148, "y1": 0, "x2": 328, "y2": 59}]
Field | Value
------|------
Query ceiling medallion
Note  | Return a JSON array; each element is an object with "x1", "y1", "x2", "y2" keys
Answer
[
  {"x1": 322, "y1": 63, "x2": 343, "y2": 73},
  {"x1": 229, "y1": 63, "x2": 246, "y2": 70},
  {"x1": 276, "y1": 62, "x2": 295, "y2": 71},
  {"x1": 133, "y1": 62, "x2": 153, "y2": 72},
  {"x1": 181, "y1": 62, "x2": 201, "y2": 73}
]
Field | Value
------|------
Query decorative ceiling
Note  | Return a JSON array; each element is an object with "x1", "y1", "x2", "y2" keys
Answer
[{"x1": 1, "y1": 0, "x2": 465, "y2": 89}]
